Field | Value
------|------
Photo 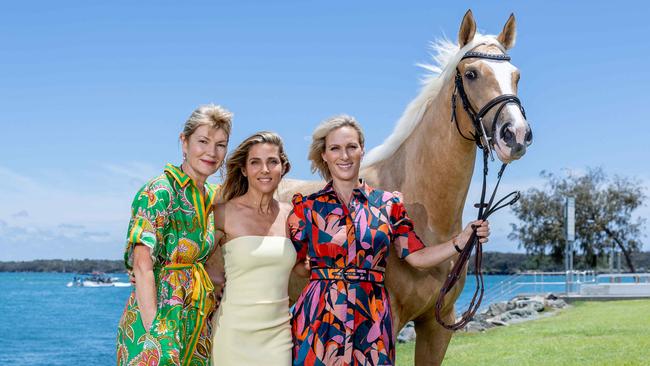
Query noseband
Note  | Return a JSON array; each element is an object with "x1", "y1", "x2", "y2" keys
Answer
[{"x1": 435, "y1": 50, "x2": 525, "y2": 331}]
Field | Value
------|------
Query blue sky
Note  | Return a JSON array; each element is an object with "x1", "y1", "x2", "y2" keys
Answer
[{"x1": 1, "y1": 1, "x2": 649, "y2": 260}]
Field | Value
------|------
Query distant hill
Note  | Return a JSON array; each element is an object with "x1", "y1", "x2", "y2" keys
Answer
[
  {"x1": 1, "y1": 252, "x2": 648, "y2": 274},
  {"x1": 0, "y1": 259, "x2": 125, "y2": 273},
  {"x1": 473, "y1": 251, "x2": 650, "y2": 274}
]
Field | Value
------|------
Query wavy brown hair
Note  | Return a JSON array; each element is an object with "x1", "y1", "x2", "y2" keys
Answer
[{"x1": 220, "y1": 131, "x2": 291, "y2": 202}]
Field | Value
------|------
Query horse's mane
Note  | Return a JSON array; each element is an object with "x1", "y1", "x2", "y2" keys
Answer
[{"x1": 362, "y1": 33, "x2": 505, "y2": 167}]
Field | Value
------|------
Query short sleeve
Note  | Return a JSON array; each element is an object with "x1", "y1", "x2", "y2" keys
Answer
[
  {"x1": 124, "y1": 182, "x2": 169, "y2": 270},
  {"x1": 287, "y1": 193, "x2": 309, "y2": 262},
  {"x1": 390, "y1": 191, "x2": 425, "y2": 259}
]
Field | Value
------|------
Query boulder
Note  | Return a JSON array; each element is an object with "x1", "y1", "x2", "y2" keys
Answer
[
  {"x1": 516, "y1": 299, "x2": 545, "y2": 312},
  {"x1": 546, "y1": 299, "x2": 567, "y2": 309},
  {"x1": 465, "y1": 293, "x2": 567, "y2": 331},
  {"x1": 508, "y1": 308, "x2": 537, "y2": 318},
  {"x1": 397, "y1": 322, "x2": 416, "y2": 343},
  {"x1": 487, "y1": 319, "x2": 509, "y2": 327},
  {"x1": 463, "y1": 320, "x2": 492, "y2": 332},
  {"x1": 486, "y1": 301, "x2": 510, "y2": 316},
  {"x1": 472, "y1": 312, "x2": 490, "y2": 322},
  {"x1": 493, "y1": 312, "x2": 513, "y2": 322}
]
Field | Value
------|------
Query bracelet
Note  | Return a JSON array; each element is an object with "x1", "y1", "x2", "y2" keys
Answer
[{"x1": 452, "y1": 236, "x2": 463, "y2": 253}]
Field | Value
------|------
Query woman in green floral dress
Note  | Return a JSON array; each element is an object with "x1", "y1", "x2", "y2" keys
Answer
[{"x1": 116, "y1": 104, "x2": 232, "y2": 366}]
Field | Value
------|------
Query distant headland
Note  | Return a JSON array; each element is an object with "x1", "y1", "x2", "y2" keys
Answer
[
  {"x1": 2, "y1": 252, "x2": 648, "y2": 274},
  {"x1": 0, "y1": 259, "x2": 126, "y2": 273}
]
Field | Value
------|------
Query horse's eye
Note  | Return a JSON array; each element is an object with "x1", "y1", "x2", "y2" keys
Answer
[{"x1": 465, "y1": 70, "x2": 478, "y2": 80}]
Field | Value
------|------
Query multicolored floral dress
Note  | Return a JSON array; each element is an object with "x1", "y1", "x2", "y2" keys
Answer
[
  {"x1": 288, "y1": 181, "x2": 425, "y2": 366},
  {"x1": 116, "y1": 164, "x2": 218, "y2": 366}
]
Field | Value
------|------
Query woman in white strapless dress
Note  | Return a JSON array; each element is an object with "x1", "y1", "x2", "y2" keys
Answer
[{"x1": 206, "y1": 132, "x2": 309, "y2": 366}]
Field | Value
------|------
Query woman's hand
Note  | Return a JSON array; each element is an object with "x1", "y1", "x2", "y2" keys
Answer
[
  {"x1": 212, "y1": 272, "x2": 226, "y2": 304},
  {"x1": 455, "y1": 220, "x2": 490, "y2": 250},
  {"x1": 204, "y1": 248, "x2": 226, "y2": 304},
  {"x1": 133, "y1": 245, "x2": 157, "y2": 332},
  {"x1": 404, "y1": 220, "x2": 491, "y2": 271},
  {"x1": 292, "y1": 256, "x2": 311, "y2": 278}
]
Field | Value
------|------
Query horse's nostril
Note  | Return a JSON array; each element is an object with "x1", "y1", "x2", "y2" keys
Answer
[
  {"x1": 525, "y1": 129, "x2": 533, "y2": 145},
  {"x1": 500, "y1": 123, "x2": 514, "y2": 143}
]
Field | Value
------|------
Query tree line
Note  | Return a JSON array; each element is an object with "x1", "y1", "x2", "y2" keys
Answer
[
  {"x1": 470, "y1": 251, "x2": 650, "y2": 274},
  {"x1": 2, "y1": 252, "x2": 649, "y2": 275},
  {"x1": 509, "y1": 168, "x2": 646, "y2": 272},
  {"x1": 0, "y1": 259, "x2": 125, "y2": 273}
]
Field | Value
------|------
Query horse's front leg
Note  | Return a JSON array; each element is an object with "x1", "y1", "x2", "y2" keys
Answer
[
  {"x1": 412, "y1": 262, "x2": 466, "y2": 366},
  {"x1": 413, "y1": 312, "x2": 455, "y2": 366}
]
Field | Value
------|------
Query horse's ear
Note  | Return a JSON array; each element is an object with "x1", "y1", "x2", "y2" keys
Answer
[
  {"x1": 458, "y1": 9, "x2": 476, "y2": 48},
  {"x1": 497, "y1": 13, "x2": 517, "y2": 50}
]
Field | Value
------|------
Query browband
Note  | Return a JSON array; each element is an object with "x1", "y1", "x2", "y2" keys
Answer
[{"x1": 461, "y1": 51, "x2": 511, "y2": 61}]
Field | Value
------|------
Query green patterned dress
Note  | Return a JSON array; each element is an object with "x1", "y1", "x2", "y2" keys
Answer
[{"x1": 116, "y1": 164, "x2": 218, "y2": 366}]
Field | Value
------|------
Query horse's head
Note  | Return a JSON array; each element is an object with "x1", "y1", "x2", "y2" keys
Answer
[{"x1": 454, "y1": 10, "x2": 532, "y2": 163}]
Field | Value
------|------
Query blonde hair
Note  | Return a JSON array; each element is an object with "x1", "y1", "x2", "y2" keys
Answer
[
  {"x1": 182, "y1": 104, "x2": 233, "y2": 140},
  {"x1": 308, "y1": 114, "x2": 365, "y2": 181},
  {"x1": 221, "y1": 131, "x2": 291, "y2": 201}
]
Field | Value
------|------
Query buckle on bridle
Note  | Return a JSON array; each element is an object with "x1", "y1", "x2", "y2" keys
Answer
[{"x1": 477, "y1": 118, "x2": 494, "y2": 161}]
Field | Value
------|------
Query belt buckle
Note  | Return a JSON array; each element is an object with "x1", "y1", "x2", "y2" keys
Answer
[{"x1": 339, "y1": 266, "x2": 366, "y2": 283}]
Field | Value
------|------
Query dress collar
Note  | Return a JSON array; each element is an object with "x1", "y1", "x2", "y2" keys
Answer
[
  {"x1": 320, "y1": 179, "x2": 371, "y2": 201},
  {"x1": 164, "y1": 163, "x2": 191, "y2": 188}
]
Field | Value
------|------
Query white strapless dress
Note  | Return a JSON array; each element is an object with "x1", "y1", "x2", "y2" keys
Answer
[{"x1": 211, "y1": 236, "x2": 296, "y2": 366}]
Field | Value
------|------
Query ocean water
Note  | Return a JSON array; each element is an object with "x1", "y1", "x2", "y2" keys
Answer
[
  {"x1": 0, "y1": 272, "x2": 566, "y2": 365},
  {"x1": 0, "y1": 272, "x2": 130, "y2": 366}
]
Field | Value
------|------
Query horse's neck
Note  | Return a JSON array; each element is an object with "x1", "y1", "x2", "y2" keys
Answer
[{"x1": 362, "y1": 82, "x2": 477, "y2": 240}]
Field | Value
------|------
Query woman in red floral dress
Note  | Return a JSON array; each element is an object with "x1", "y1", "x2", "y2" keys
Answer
[{"x1": 288, "y1": 115, "x2": 491, "y2": 366}]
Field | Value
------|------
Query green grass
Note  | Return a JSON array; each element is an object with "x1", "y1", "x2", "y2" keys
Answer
[{"x1": 397, "y1": 300, "x2": 650, "y2": 366}]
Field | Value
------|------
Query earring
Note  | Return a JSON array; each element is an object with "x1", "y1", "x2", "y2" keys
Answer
[{"x1": 183, "y1": 153, "x2": 187, "y2": 162}]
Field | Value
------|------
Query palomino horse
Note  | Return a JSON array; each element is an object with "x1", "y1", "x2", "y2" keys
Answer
[{"x1": 278, "y1": 10, "x2": 532, "y2": 365}]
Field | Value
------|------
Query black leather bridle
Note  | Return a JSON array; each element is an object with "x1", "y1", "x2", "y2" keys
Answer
[
  {"x1": 451, "y1": 51, "x2": 527, "y2": 158},
  {"x1": 435, "y1": 50, "x2": 526, "y2": 331}
]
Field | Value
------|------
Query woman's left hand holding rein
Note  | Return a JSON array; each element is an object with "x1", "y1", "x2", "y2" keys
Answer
[{"x1": 404, "y1": 220, "x2": 491, "y2": 270}]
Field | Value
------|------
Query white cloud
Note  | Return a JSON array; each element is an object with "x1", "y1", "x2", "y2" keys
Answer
[
  {"x1": 58, "y1": 223, "x2": 86, "y2": 230},
  {"x1": 104, "y1": 162, "x2": 159, "y2": 185},
  {"x1": 0, "y1": 162, "x2": 158, "y2": 260},
  {"x1": 0, "y1": 167, "x2": 42, "y2": 193},
  {"x1": 11, "y1": 210, "x2": 29, "y2": 218}
]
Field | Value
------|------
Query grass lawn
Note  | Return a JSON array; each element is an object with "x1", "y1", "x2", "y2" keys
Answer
[{"x1": 396, "y1": 300, "x2": 650, "y2": 366}]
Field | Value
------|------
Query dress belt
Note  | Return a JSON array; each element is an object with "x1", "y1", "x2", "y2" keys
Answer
[
  {"x1": 310, "y1": 265, "x2": 385, "y2": 284},
  {"x1": 163, "y1": 262, "x2": 214, "y2": 366}
]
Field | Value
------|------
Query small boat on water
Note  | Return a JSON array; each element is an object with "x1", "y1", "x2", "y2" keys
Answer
[{"x1": 67, "y1": 272, "x2": 131, "y2": 287}]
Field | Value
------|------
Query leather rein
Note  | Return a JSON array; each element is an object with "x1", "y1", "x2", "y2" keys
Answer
[{"x1": 434, "y1": 51, "x2": 526, "y2": 331}]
